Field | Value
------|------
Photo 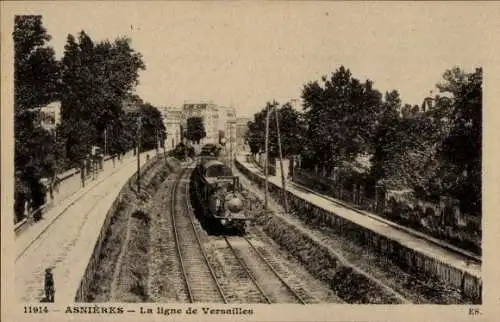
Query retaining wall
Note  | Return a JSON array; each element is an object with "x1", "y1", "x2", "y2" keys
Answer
[
  {"x1": 74, "y1": 155, "x2": 173, "y2": 302},
  {"x1": 235, "y1": 158, "x2": 482, "y2": 302}
]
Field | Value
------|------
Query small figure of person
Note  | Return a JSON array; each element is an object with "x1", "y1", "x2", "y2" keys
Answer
[
  {"x1": 48, "y1": 176, "x2": 55, "y2": 202},
  {"x1": 52, "y1": 174, "x2": 60, "y2": 195},
  {"x1": 44, "y1": 268, "x2": 55, "y2": 302}
]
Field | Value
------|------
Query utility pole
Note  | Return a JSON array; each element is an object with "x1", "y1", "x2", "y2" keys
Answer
[
  {"x1": 264, "y1": 104, "x2": 270, "y2": 213},
  {"x1": 275, "y1": 108, "x2": 288, "y2": 214},
  {"x1": 162, "y1": 131, "x2": 167, "y2": 160},
  {"x1": 137, "y1": 115, "x2": 142, "y2": 192},
  {"x1": 230, "y1": 122, "x2": 233, "y2": 164}
]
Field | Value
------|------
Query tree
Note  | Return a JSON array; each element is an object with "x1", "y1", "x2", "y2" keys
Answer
[
  {"x1": 435, "y1": 67, "x2": 482, "y2": 214},
  {"x1": 185, "y1": 116, "x2": 206, "y2": 144},
  {"x1": 59, "y1": 31, "x2": 146, "y2": 164},
  {"x1": 14, "y1": 15, "x2": 60, "y2": 112},
  {"x1": 300, "y1": 66, "x2": 383, "y2": 172},
  {"x1": 245, "y1": 101, "x2": 306, "y2": 158},
  {"x1": 245, "y1": 108, "x2": 267, "y2": 155},
  {"x1": 138, "y1": 103, "x2": 166, "y2": 151},
  {"x1": 370, "y1": 90, "x2": 404, "y2": 183},
  {"x1": 13, "y1": 16, "x2": 60, "y2": 219}
]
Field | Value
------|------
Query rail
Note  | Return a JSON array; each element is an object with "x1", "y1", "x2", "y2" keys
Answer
[
  {"x1": 171, "y1": 165, "x2": 227, "y2": 303},
  {"x1": 247, "y1": 154, "x2": 481, "y2": 264},
  {"x1": 243, "y1": 236, "x2": 306, "y2": 304},
  {"x1": 223, "y1": 236, "x2": 272, "y2": 304}
]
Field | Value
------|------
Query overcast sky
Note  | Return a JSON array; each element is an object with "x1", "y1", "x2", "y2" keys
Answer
[{"x1": 9, "y1": 2, "x2": 495, "y2": 117}]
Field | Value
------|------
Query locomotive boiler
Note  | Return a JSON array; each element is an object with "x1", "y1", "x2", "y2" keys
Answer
[{"x1": 191, "y1": 157, "x2": 251, "y2": 234}]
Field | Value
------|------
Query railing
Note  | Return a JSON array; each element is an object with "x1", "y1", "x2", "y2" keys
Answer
[
  {"x1": 292, "y1": 168, "x2": 481, "y2": 256},
  {"x1": 235, "y1": 156, "x2": 482, "y2": 302},
  {"x1": 14, "y1": 153, "x2": 129, "y2": 234}
]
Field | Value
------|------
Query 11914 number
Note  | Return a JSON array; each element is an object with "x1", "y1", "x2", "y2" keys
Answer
[{"x1": 24, "y1": 306, "x2": 49, "y2": 314}]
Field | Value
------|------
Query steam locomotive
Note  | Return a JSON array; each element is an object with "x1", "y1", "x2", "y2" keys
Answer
[{"x1": 191, "y1": 153, "x2": 251, "y2": 234}]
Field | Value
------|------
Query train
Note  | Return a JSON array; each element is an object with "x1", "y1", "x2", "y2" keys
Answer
[{"x1": 190, "y1": 147, "x2": 251, "y2": 234}]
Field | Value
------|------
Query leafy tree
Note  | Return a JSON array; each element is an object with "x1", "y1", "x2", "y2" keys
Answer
[
  {"x1": 245, "y1": 101, "x2": 306, "y2": 158},
  {"x1": 370, "y1": 90, "x2": 404, "y2": 182},
  {"x1": 245, "y1": 108, "x2": 267, "y2": 155},
  {"x1": 434, "y1": 67, "x2": 482, "y2": 214},
  {"x1": 13, "y1": 15, "x2": 59, "y2": 112},
  {"x1": 370, "y1": 114, "x2": 437, "y2": 190},
  {"x1": 59, "y1": 31, "x2": 145, "y2": 164},
  {"x1": 301, "y1": 66, "x2": 383, "y2": 172},
  {"x1": 185, "y1": 116, "x2": 206, "y2": 144},
  {"x1": 13, "y1": 16, "x2": 60, "y2": 219},
  {"x1": 138, "y1": 103, "x2": 166, "y2": 151}
]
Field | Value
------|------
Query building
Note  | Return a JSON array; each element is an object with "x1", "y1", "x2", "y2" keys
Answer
[
  {"x1": 217, "y1": 106, "x2": 237, "y2": 148},
  {"x1": 159, "y1": 106, "x2": 182, "y2": 149},
  {"x1": 32, "y1": 101, "x2": 61, "y2": 133},
  {"x1": 182, "y1": 101, "x2": 219, "y2": 145},
  {"x1": 180, "y1": 101, "x2": 241, "y2": 149},
  {"x1": 235, "y1": 117, "x2": 251, "y2": 151}
]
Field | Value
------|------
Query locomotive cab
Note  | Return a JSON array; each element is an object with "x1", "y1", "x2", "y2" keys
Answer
[{"x1": 194, "y1": 159, "x2": 251, "y2": 233}]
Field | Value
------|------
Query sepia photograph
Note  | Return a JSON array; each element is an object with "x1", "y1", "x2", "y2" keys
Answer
[{"x1": 1, "y1": 1, "x2": 499, "y2": 322}]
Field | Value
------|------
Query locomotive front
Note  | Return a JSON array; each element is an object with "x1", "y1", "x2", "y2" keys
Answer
[{"x1": 208, "y1": 177, "x2": 251, "y2": 233}]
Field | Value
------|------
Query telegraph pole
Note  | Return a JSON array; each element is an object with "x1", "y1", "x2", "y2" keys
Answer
[
  {"x1": 162, "y1": 131, "x2": 167, "y2": 160},
  {"x1": 264, "y1": 104, "x2": 270, "y2": 213},
  {"x1": 230, "y1": 122, "x2": 233, "y2": 164},
  {"x1": 275, "y1": 108, "x2": 288, "y2": 214}
]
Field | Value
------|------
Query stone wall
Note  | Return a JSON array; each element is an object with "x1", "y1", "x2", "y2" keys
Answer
[
  {"x1": 292, "y1": 167, "x2": 481, "y2": 255},
  {"x1": 235, "y1": 158, "x2": 482, "y2": 302}
]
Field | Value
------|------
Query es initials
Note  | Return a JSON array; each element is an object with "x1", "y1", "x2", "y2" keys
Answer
[{"x1": 468, "y1": 307, "x2": 481, "y2": 316}]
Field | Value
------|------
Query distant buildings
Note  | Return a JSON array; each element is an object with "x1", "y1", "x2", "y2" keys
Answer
[
  {"x1": 181, "y1": 101, "x2": 219, "y2": 145},
  {"x1": 159, "y1": 106, "x2": 182, "y2": 149},
  {"x1": 181, "y1": 101, "x2": 237, "y2": 146},
  {"x1": 236, "y1": 117, "x2": 251, "y2": 150},
  {"x1": 217, "y1": 106, "x2": 237, "y2": 151}
]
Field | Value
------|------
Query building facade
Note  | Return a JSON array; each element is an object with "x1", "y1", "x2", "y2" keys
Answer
[
  {"x1": 182, "y1": 101, "x2": 218, "y2": 145},
  {"x1": 235, "y1": 117, "x2": 251, "y2": 151},
  {"x1": 159, "y1": 106, "x2": 182, "y2": 149},
  {"x1": 217, "y1": 106, "x2": 237, "y2": 148}
]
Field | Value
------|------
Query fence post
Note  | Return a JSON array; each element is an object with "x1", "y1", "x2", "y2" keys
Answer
[
  {"x1": 359, "y1": 184, "x2": 365, "y2": 207},
  {"x1": 375, "y1": 183, "x2": 385, "y2": 213},
  {"x1": 339, "y1": 177, "x2": 344, "y2": 200}
]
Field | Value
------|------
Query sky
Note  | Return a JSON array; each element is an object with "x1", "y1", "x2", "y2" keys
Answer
[{"x1": 8, "y1": 2, "x2": 496, "y2": 117}]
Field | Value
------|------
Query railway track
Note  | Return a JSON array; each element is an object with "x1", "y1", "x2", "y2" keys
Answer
[
  {"x1": 170, "y1": 166, "x2": 227, "y2": 303},
  {"x1": 245, "y1": 158, "x2": 481, "y2": 265},
  {"x1": 165, "y1": 160, "x2": 321, "y2": 304},
  {"x1": 224, "y1": 235, "x2": 307, "y2": 304}
]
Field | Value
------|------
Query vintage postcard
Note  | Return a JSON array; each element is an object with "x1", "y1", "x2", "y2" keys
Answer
[{"x1": 2, "y1": 1, "x2": 499, "y2": 322}]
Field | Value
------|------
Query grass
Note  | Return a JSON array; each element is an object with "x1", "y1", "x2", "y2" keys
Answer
[{"x1": 85, "y1": 158, "x2": 175, "y2": 302}]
